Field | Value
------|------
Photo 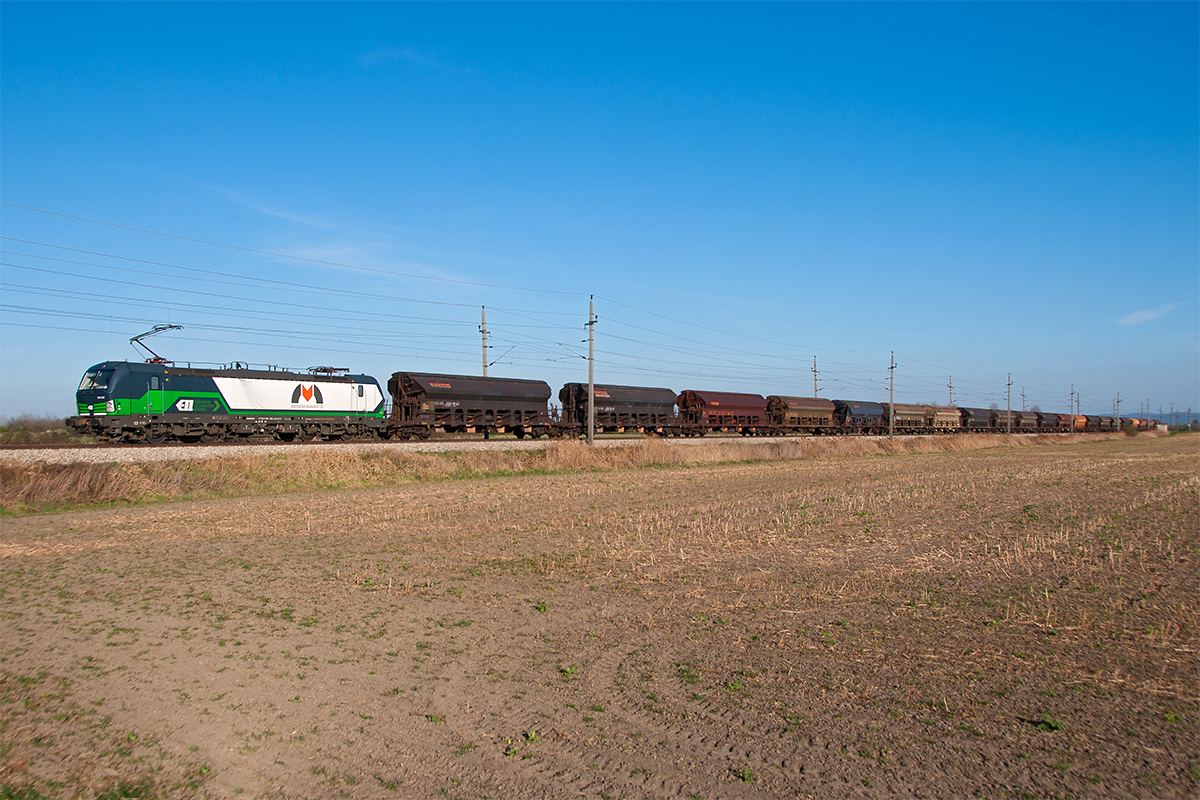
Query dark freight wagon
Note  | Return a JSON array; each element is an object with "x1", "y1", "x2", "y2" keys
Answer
[
  {"x1": 766, "y1": 396, "x2": 837, "y2": 434},
  {"x1": 1038, "y1": 412, "x2": 1071, "y2": 432},
  {"x1": 559, "y1": 383, "x2": 677, "y2": 434},
  {"x1": 676, "y1": 390, "x2": 767, "y2": 435},
  {"x1": 387, "y1": 372, "x2": 553, "y2": 439},
  {"x1": 960, "y1": 407, "x2": 994, "y2": 432},
  {"x1": 833, "y1": 399, "x2": 886, "y2": 434}
]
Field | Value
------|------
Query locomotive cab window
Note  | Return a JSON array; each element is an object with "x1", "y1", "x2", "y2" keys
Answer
[{"x1": 78, "y1": 368, "x2": 115, "y2": 391}]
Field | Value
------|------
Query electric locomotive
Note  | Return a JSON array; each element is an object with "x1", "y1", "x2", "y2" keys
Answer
[{"x1": 69, "y1": 361, "x2": 386, "y2": 443}]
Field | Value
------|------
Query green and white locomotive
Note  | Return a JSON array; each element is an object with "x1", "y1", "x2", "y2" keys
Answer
[{"x1": 69, "y1": 361, "x2": 386, "y2": 443}]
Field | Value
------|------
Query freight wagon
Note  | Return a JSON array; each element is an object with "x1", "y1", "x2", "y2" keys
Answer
[
  {"x1": 387, "y1": 372, "x2": 554, "y2": 439},
  {"x1": 559, "y1": 383, "x2": 677, "y2": 434},
  {"x1": 677, "y1": 390, "x2": 768, "y2": 435},
  {"x1": 766, "y1": 396, "x2": 837, "y2": 434}
]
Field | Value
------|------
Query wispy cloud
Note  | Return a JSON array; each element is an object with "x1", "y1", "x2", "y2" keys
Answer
[
  {"x1": 200, "y1": 182, "x2": 498, "y2": 286},
  {"x1": 360, "y1": 46, "x2": 470, "y2": 75},
  {"x1": 206, "y1": 185, "x2": 348, "y2": 234},
  {"x1": 1117, "y1": 302, "x2": 1184, "y2": 327}
]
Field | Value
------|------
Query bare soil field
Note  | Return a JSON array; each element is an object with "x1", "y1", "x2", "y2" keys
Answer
[{"x1": 2, "y1": 434, "x2": 1197, "y2": 799}]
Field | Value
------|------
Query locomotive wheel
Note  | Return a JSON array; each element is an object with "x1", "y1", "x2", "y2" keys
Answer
[
  {"x1": 200, "y1": 432, "x2": 224, "y2": 444},
  {"x1": 297, "y1": 428, "x2": 319, "y2": 442},
  {"x1": 145, "y1": 429, "x2": 169, "y2": 444}
]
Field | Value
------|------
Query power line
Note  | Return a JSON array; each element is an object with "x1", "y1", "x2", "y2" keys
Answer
[
  {"x1": 1, "y1": 202, "x2": 587, "y2": 297},
  {"x1": 1, "y1": 239, "x2": 582, "y2": 316}
]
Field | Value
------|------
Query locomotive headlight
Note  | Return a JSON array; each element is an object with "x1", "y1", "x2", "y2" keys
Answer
[{"x1": 106, "y1": 400, "x2": 115, "y2": 413}]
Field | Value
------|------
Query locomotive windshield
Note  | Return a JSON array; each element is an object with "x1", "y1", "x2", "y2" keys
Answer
[{"x1": 78, "y1": 368, "x2": 115, "y2": 391}]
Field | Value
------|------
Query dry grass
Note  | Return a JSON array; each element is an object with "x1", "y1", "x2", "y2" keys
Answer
[
  {"x1": 0, "y1": 432, "x2": 1134, "y2": 513},
  {"x1": 0, "y1": 434, "x2": 1195, "y2": 798}
]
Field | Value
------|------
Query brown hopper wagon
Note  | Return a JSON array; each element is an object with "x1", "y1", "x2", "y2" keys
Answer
[
  {"x1": 765, "y1": 396, "x2": 837, "y2": 434},
  {"x1": 924, "y1": 405, "x2": 962, "y2": 433},
  {"x1": 881, "y1": 403, "x2": 927, "y2": 434},
  {"x1": 676, "y1": 390, "x2": 767, "y2": 435}
]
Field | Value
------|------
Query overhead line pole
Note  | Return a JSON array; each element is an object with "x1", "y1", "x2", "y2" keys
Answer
[
  {"x1": 480, "y1": 306, "x2": 488, "y2": 377},
  {"x1": 888, "y1": 352, "x2": 895, "y2": 439},
  {"x1": 587, "y1": 296, "x2": 596, "y2": 447},
  {"x1": 1006, "y1": 373, "x2": 1012, "y2": 434},
  {"x1": 948, "y1": 376, "x2": 953, "y2": 406},
  {"x1": 813, "y1": 357, "x2": 819, "y2": 398}
]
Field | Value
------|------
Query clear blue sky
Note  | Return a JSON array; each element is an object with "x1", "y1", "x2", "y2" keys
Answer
[{"x1": 2, "y1": 2, "x2": 1197, "y2": 420}]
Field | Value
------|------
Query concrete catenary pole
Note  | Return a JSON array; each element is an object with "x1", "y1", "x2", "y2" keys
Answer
[
  {"x1": 888, "y1": 352, "x2": 895, "y2": 439},
  {"x1": 480, "y1": 306, "x2": 488, "y2": 377},
  {"x1": 1006, "y1": 374, "x2": 1012, "y2": 434},
  {"x1": 948, "y1": 376, "x2": 953, "y2": 406},
  {"x1": 587, "y1": 296, "x2": 596, "y2": 446}
]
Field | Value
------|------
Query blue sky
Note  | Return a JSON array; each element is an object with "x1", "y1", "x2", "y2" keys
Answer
[{"x1": 2, "y1": 2, "x2": 1197, "y2": 420}]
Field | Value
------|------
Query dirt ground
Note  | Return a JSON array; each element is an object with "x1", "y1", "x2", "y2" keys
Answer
[{"x1": 2, "y1": 435, "x2": 1197, "y2": 799}]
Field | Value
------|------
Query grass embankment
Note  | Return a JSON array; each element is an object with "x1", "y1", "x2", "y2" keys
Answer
[{"x1": 0, "y1": 432, "x2": 1137, "y2": 514}]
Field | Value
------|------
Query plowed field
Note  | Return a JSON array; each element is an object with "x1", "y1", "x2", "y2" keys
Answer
[{"x1": 2, "y1": 435, "x2": 1197, "y2": 799}]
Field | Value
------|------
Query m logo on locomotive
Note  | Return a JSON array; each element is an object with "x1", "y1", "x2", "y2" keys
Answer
[{"x1": 291, "y1": 384, "x2": 324, "y2": 404}]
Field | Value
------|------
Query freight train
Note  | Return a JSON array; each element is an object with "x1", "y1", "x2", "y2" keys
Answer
[{"x1": 68, "y1": 360, "x2": 1133, "y2": 443}]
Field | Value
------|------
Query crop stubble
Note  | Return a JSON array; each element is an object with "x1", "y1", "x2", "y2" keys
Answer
[{"x1": 1, "y1": 435, "x2": 1197, "y2": 799}]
